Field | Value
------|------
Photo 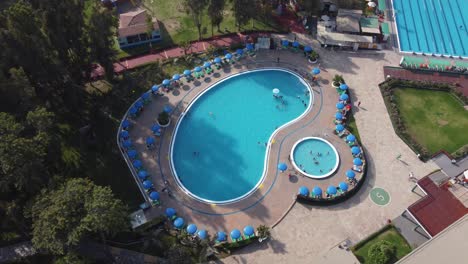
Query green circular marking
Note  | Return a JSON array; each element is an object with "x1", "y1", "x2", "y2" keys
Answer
[{"x1": 370, "y1": 187, "x2": 391, "y2": 206}]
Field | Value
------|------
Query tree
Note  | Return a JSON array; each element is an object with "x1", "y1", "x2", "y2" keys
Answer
[
  {"x1": 368, "y1": 240, "x2": 396, "y2": 264},
  {"x1": 31, "y1": 178, "x2": 129, "y2": 255},
  {"x1": 299, "y1": 0, "x2": 321, "y2": 16},
  {"x1": 232, "y1": 0, "x2": 252, "y2": 31},
  {"x1": 184, "y1": 0, "x2": 208, "y2": 40},
  {"x1": 208, "y1": 0, "x2": 225, "y2": 36},
  {"x1": 27, "y1": 107, "x2": 55, "y2": 132}
]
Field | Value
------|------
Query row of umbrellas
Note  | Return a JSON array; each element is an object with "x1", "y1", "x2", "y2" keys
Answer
[
  {"x1": 298, "y1": 181, "x2": 350, "y2": 197},
  {"x1": 281, "y1": 39, "x2": 313, "y2": 53}
]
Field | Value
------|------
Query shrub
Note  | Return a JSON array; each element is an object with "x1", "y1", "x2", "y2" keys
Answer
[
  {"x1": 333, "y1": 74, "x2": 345, "y2": 84},
  {"x1": 158, "y1": 111, "x2": 170, "y2": 125},
  {"x1": 368, "y1": 240, "x2": 396, "y2": 264},
  {"x1": 309, "y1": 50, "x2": 319, "y2": 61},
  {"x1": 256, "y1": 225, "x2": 270, "y2": 240}
]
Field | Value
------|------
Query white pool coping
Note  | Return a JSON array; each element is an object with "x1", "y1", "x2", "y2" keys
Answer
[
  {"x1": 290, "y1": 137, "x2": 340, "y2": 179},
  {"x1": 169, "y1": 68, "x2": 313, "y2": 204}
]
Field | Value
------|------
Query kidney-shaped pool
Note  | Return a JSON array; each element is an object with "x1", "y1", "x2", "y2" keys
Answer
[{"x1": 170, "y1": 69, "x2": 312, "y2": 203}]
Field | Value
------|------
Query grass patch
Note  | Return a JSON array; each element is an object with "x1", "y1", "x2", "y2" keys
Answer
[
  {"x1": 347, "y1": 113, "x2": 361, "y2": 143},
  {"x1": 353, "y1": 226, "x2": 412, "y2": 264},
  {"x1": 393, "y1": 88, "x2": 468, "y2": 154}
]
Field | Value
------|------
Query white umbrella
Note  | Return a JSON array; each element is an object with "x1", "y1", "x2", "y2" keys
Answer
[
  {"x1": 368, "y1": 2, "x2": 377, "y2": 7},
  {"x1": 272, "y1": 88, "x2": 280, "y2": 94},
  {"x1": 321, "y1": 15, "x2": 330, "y2": 21}
]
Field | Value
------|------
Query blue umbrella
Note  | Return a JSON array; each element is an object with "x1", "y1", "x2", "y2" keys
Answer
[
  {"x1": 347, "y1": 134, "x2": 356, "y2": 142},
  {"x1": 299, "y1": 186, "x2": 309, "y2": 196},
  {"x1": 339, "y1": 182, "x2": 349, "y2": 192},
  {"x1": 149, "y1": 191, "x2": 159, "y2": 200},
  {"x1": 246, "y1": 43, "x2": 254, "y2": 50},
  {"x1": 135, "y1": 100, "x2": 143, "y2": 109},
  {"x1": 127, "y1": 149, "x2": 137, "y2": 159},
  {"x1": 327, "y1": 185, "x2": 337, "y2": 195},
  {"x1": 230, "y1": 229, "x2": 241, "y2": 240},
  {"x1": 336, "y1": 124, "x2": 344, "y2": 132},
  {"x1": 278, "y1": 163, "x2": 287, "y2": 171},
  {"x1": 236, "y1": 49, "x2": 244, "y2": 55},
  {"x1": 351, "y1": 146, "x2": 361, "y2": 155},
  {"x1": 340, "y1": 83, "x2": 349, "y2": 90},
  {"x1": 353, "y1": 158, "x2": 363, "y2": 166},
  {"x1": 197, "y1": 230, "x2": 207, "y2": 239},
  {"x1": 163, "y1": 105, "x2": 172, "y2": 113},
  {"x1": 217, "y1": 231, "x2": 226, "y2": 241},
  {"x1": 214, "y1": 57, "x2": 222, "y2": 64},
  {"x1": 336, "y1": 102, "x2": 345, "y2": 109},
  {"x1": 122, "y1": 119, "x2": 130, "y2": 129},
  {"x1": 165, "y1": 208, "x2": 176, "y2": 218},
  {"x1": 243, "y1": 226, "x2": 254, "y2": 237},
  {"x1": 174, "y1": 217, "x2": 184, "y2": 228},
  {"x1": 162, "y1": 79, "x2": 170, "y2": 86},
  {"x1": 225, "y1": 53, "x2": 232, "y2": 60},
  {"x1": 187, "y1": 224, "x2": 197, "y2": 235},
  {"x1": 172, "y1": 74, "x2": 180, "y2": 81},
  {"x1": 340, "y1": 93, "x2": 349, "y2": 101},
  {"x1": 151, "y1": 124, "x2": 161, "y2": 133},
  {"x1": 141, "y1": 92, "x2": 150, "y2": 100},
  {"x1": 152, "y1": 84, "x2": 160, "y2": 92},
  {"x1": 142, "y1": 180, "x2": 153, "y2": 189},
  {"x1": 194, "y1": 66, "x2": 202, "y2": 72},
  {"x1": 312, "y1": 186, "x2": 322, "y2": 196},
  {"x1": 203, "y1": 61, "x2": 211, "y2": 68},
  {"x1": 281, "y1": 39, "x2": 289, "y2": 46},
  {"x1": 346, "y1": 170, "x2": 356, "y2": 179},
  {"x1": 335, "y1": 112, "x2": 343, "y2": 120},
  {"x1": 120, "y1": 130, "x2": 129, "y2": 138},
  {"x1": 133, "y1": 160, "x2": 142, "y2": 169},
  {"x1": 292, "y1": 41, "x2": 299, "y2": 47},
  {"x1": 146, "y1": 136, "x2": 155, "y2": 145},
  {"x1": 312, "y1": 67, "x2": 321, "y2": 75},
  {"x1": 183, "y1": 69, "x2": 192, "y2": 75},
  {"x1": 129, "y1": 106, "x2": 138, "y2": 115},
  {"x1": 138, "y1": 170, "x2": 147, "y2": 180},
  {"x1": 304, "y1": 46, "x2": 312, "y2": 52},
  {"x1": 122, "y1": 139, "x2": 132, "y2": 148}
]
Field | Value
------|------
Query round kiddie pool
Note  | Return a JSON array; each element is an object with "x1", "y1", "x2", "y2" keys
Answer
[{"x1": 290, "y1": 137, "x2": 340, "y2": 179}]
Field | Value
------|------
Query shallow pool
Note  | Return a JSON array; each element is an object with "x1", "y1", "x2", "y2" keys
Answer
[
  {"x1": 171, "y1": 69, "x2": 311, "y2": 203},
  {"x1": 291, "y1": 137, "x2": 339, "y2": 179}
]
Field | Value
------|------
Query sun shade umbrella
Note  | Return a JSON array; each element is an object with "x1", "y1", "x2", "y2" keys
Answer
[
  {"x1": 351, "y1": 146, "x2": 361, "y2": 155},
  {"x1": 129, "y1": 106, "x2": 138, "y2": 115},
  {"x1": 127, "y1": 149, "x2": 137, "y2": 159},
  {"x1": 312, "y1": 186, "x2": 322, "y2": 196},
  {"x1": 339, "y1": 182, "x2": 349, "y2": 192},
  {"x1": 236, "y1": 49, "x2": 244, "y2": 55},
  {"x1": 292, "y1": 41, "x2": 299, "y2": 48},
  {"x1": 335, "y1": 112, "x2": 343, "y2": 120},
  {"x1": 217, "y1": 231, "x2": 227, "y2": 241},
  {"x1": 299, "y1": 186, "x2": 309, "y2": 196},
  {"x1": 281, "y1": 39, "x2": 289, "y2": 46},
  {"x1": 122, "y1": 139, "x2": 132, "y2": 148},
  {"x1": 146, "y1": 136, "x2": 155, "y2": 145},
  {"x1": 141, "y1": 92, "x2": 150, "y2": 101},
  {"x1": 246, "y1": 43, "x2": 254, "y2": 50},
  {"x1": 138, "y1": 170, "x2": 147, "y2": 180},
  {"x1": 273, "y1": 88, "x2": 280, "y2": 94},
  {"x1": 152, "y1": 84, "x2": 160, "y2": 92},
  {"x1": 174, "y1": 217, "x2": 184, "y2": 228},
  {"x1": 183, "y1": 69, "x2": 191, "y2": 75},
  {"x1": 225, "y1": 53, "x2": 232, "y2": 60},
  {"x1": 368, "y1": 1, "x2": 377, "y2": 7},
  {"x1": 194, "y1": 66, "x2": 202, "y2": 72},
  {"x1": 353, "y1": 158, "x2": 363, "y2": 166},
  {"x1": 151, "y1": 124, "x2": 161, "y2": 133},
  {"x1": 243, "y1": 226, "x2": 254, "y2": 237},
  {"x1": 197, "y1": 230, "x2": 207, "y2": 239},
  {"x1": 187, "y1": 224, "x2": 197, "y2": 235},
  {"x1": 142, "y1": 180, "x2": 153, "y2": 189},
  {"x1": 162, "y1": 79, "x2": 170, "y2": 86},
  {"x1": 133, "y1": 160, "x2": 142, "y2": 169},
  {"x1": 278, "y1": 163, "x2": 287, "y2": 171},
  {"x1": 172, "y1": 74, "x2": 180, "y2": 81},
  {"x1": 135, "y1": 100, "x2": 144, "y2": 109},
  {"x1": 163, "y1": 105, "x2": 172, "y2": 113},
  {"x1": 203, "y1": 61, "x2": 211, "y2": 68},
  {"x1": 336, "y1": 124, "x2": 344, "y2": 132},
  {"x1": 347, "y1": 134, "x2": 356, "y2": 142},
  {"x1": 339, "y1": 83, "x2": 349, "y2": 90},
  {"x1": 149, "y1": 191, "x2": 159, "y2": 201},
  {"x1": 120, "y1": 130, "x2": 129, "y2": 138},
  {"x1": 214, "y1": 57, "x2": 222, "y2": 64},
  {"x1": 340, "y1": 93, "x2": 349, "y2": 101},
  {"x1": 327, "y1": 185, "x2": 337, "y2": 195},
  {"x1": 336, "y1": 102, "x2": 345, "y2": 109},
  {"x1": 230, "y1": 229, "x2": 241, "y2": 240},
  {"x1": 122, "y1": 119, "x2": 130, "y2": 129},
  {"x1": 165, "y1": 208, "x2": 176, "y2": 218},
  {"x1": 304, "y1": 46, "x2": 312, "y2": 52},
  {"x1": 346, "y1": 170, "x2": 356, "y2": 179},
  {"x1": 312, "y1": 67, "x2": 321, "y2": 75}
]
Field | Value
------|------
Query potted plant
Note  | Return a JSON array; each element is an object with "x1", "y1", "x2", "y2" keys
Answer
[
  {"x1": 256, "y1": 225, "x2": 271, "y2": 243},
  {"x1": 332, "y1": 74, "x2": 345, "y2": 88},
  {"x1": 157, "y1": 111, "x2": 171, "y2": 127},
  {"x1": 308, "y1": 51, "x2": 319, "y2": 63}
]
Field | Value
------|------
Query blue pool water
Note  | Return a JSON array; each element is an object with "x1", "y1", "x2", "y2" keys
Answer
[
  {"x1": 171, "y1": 69, "x2": 311, "y2": 203},
  {"x1": 393, "y1": 0, "x2": 468, "y2": 57},
  {"x1": 291, "y1": 138, "x2": 339, "y2": 179}
]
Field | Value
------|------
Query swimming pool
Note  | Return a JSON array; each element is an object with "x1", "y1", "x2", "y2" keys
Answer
[
  {"x1": 290, "y1": 137, "x2": 339, "y2": 179},
  {"x1": 171, "y1": 69, "x2": 312, "y2": 204},
  {"x1": 392, "y1": 0, "x2": 468, "y2": 58}
]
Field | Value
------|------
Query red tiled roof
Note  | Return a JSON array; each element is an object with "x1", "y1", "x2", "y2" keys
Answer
[
  {"x1": 409, "y1": 176, "x2": 467, "y2": 236},
  {"x1": 118, "y1": 9, "x2": 159, "y2": 38}
]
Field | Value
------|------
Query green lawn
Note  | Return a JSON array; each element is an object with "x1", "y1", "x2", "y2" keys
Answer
[
  {"x1": 353, "y1": 227, "x2": 412, "y2": 264},
  {"x1": 393, "y1": 88, "x2": 468, "y2": 154},
  {"x1": 347, "y1": 113, "x2": 361, "y2": 143}
]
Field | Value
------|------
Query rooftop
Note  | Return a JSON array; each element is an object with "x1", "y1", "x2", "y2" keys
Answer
[
  {"x1": 118, "y1": 9, "x2": 159, "y2": 38},
  {"x1": 336, "y1": 9, "x2": 362, "y2": 33}
]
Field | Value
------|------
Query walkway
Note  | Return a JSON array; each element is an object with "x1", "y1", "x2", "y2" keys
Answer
[{"x1": 0, "y1": 241, "x2": 35, "y2": 263}]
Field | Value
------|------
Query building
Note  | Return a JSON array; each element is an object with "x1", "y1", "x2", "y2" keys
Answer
[
  {"x1": 336, "y1": 9, "x2": 362, "y2": 34},
  {"x1": 118, "y1": 9, "x2": 161, "y2": 48}
]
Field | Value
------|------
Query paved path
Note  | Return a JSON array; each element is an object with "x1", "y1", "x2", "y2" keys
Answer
[{"x1": 0, "y1": 241, "x2": 35, "y2": 263}]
